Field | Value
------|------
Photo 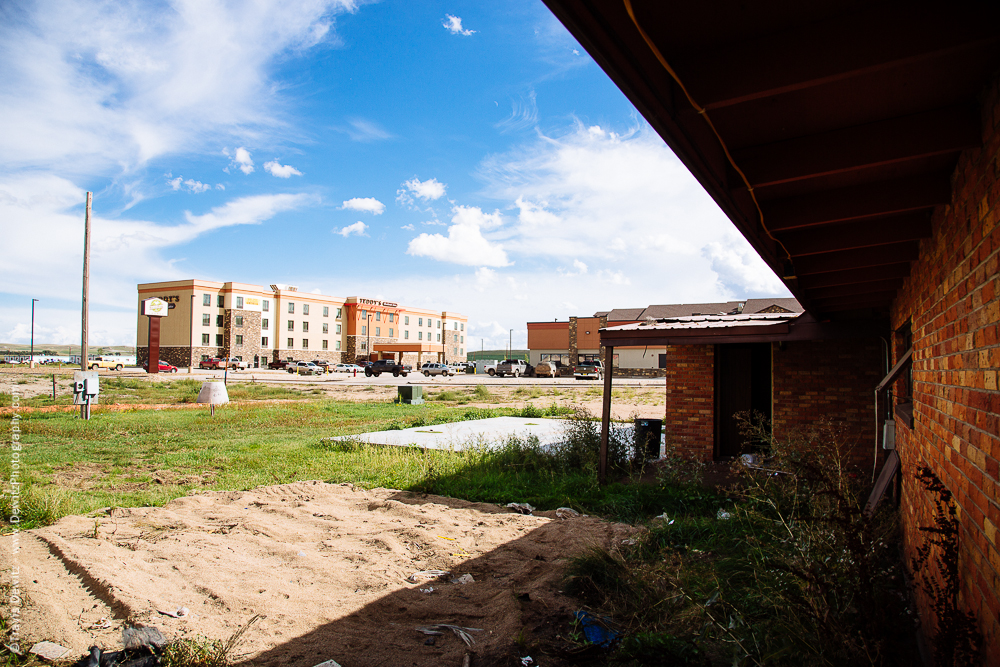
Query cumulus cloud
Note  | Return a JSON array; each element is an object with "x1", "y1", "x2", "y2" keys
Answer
[
  {"x1": 228, "y1": 147, "x2": 255, "y2": 174},
  {"x1": 398, "y1": 176, "x2": 446, "y2": 203},
  {"x1": 263, "y1": 160, "x2": 303, "y2": 178},
  {"x1": 167, "y1": 175, "x2": 210, "y2": 193},
  {"x1": 342, "y1": 197, "x2": 385, "y2": 215},
  {"x1": 400, "y1": 223, "x2": 414, "y2": 231},
  {"x1": 406, "y1": 205, "x2": 508, "y2": 266},
  {"x1": 336, "y1": 221, "x2": 368, "y2": 237},
  {"x1": 443, "y1": 15, "x2": 475, "y2": 36}
]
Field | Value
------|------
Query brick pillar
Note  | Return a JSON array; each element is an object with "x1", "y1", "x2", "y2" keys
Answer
[{"x1": 569, "y1": 317, "x2": 579, "y2": 366}]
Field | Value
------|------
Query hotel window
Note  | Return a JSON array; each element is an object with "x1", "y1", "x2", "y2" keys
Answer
[
  {"x1": 322, "y1": 340, "x2": 328, "y2": 350},
  {"x1": 201, "y1": 334, "x2": 210, "y2": 345},
  {"x1": 437, "y1": 320, "x2": 441, "y2": 329},
  {"x1": 288, "y1": 302, "x2": 295, "y2": 313},
  {"x1": 375, "y1": 327, "x2": 380, "y2": 336},
  {"x1": 389, "y1": 328, "x2": 393, "y2": 337},
  {"x1": 216, "y1": 315, "x2": 224, "y2": 327},
  {"x1": 262, "y1": 318, "x2": 269, "y2": 329},
  {"x1": 202, "y1": 314, "x2": 210, "y2": 326},
  {"x1": 216, "y1": 334, "x2": 224, "y2": 346},
  {"x1": 336, "y1": 340, "x2": 341, "y2": 350},
  {"x1": 217, "y1": 295, "x2": 224, "y2": 307},
  {"x1": 361, "y1": 309, "x2": 367, "y2": 320},
  {"x1": 361, "y1": 325, "x2": 367, "y2": 335},
  {"x1": 202, "y1": 294, "x2": 211, "y2": 306},
  {"x1": 404, "y1": 331, "x2": 409, "y2": 339},
  {"x1": 461, "y1": 323, "x2": 464, "y2": 331},
  {"x1": 323, "y1": 306, "x2": 329, "y2": 317},
  {"x1": 302, "y1": 322, "x2": 309, "y2": 333},
  {"x1": 235, "y1": 316, "x2": 243, "y2": 327},
  {"x1": 389, "y1": 313, "x2": 394, "y2": 323},
  {"x1": 419, "y1": 317, "x2": 423, "y2": 326},
  {"x1": 436, "y1": 333, "x2": 441, "y2": 342},
  {"x1": 236, "y1": 296, "x2": 243, "y2": 309},
  {"x1": 419, "y1": 331, "x2": 423, "y2": 340},
  {"x1": 303, "y1": 304, "x2": 309, "y2": 315},
  {"x1": 287, "y1": 320, "x2": 294, "y2": 331},
  {"x1": 376, "y1": 312, "x2": 381, "y2": 322},
  {"x1": 336, "y1": 307, "x2": 342, "y2": 319},
  {"x1": 454, "y1": 322, "x2": 458, "y2": 330},
  {"x1": 287, "y1": 338, "x2": 294, "y2": 348},
  {"x1": 336, "y1": 324, "x2": 341, "y2": 334},
  {"x1": 460, "y1": 335, "x2": 464, "y2": 343},
  {"x1": 235, "y1": 335, "x2": 243, "y2": 346},
  {"x1": 262, "y1": 337, "x2": 268, "y2": 346},
  {"x1": 322, "y1": 323, "x2": 328, "y2": 334},
  {"x1": 454, "y1": 334, "x2": 458, "y2": 342},
  {"x1": 405, "y1": 316, "x2": 409, "y2": 325},
  {"x1": 263, "y1": 299, "x2": 270, "y2": 312}
]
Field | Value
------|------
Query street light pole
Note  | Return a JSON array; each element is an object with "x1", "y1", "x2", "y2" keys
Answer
[
  {"x1": 366, "y1": 313, "x2": 372, "y2": 362},
  {"x1": 30, "y1": 299, "x2": 39, "y2": 368},
  {"x1": 509, "y1": 329, "x2": 512, "y2": 360}
]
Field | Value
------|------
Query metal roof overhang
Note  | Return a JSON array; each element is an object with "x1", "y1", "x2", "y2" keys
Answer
[
  {"x1": 542, "y1": 0, "x2": 1000, "y2": 319},
  {"x1": 600, "y1": 313, "x2": 886, "y2": 346}
]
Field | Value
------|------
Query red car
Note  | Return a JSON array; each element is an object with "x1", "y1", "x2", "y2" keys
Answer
[{"x1": 143, "y1": 361, "x2": 178, "y2": 373}]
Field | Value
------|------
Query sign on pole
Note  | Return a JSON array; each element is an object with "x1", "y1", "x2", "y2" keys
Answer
[{"x1": 143, "y1": 298, "x2": 169, "y2": 373}]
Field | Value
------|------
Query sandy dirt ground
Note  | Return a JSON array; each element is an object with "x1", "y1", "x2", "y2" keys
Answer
[{"x1": 2, "y1": 482, "x2": 636, "y2": 666}]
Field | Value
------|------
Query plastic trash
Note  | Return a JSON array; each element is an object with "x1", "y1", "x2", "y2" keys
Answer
[
  {"x1": 416, "y1": 624, "x2": 483, "y2": 646},
  {"x1": 654, "y1": 513, "x2": 675, "y2": 525},
  {"x1": 555, "y1": 507, "x2": 579, "y2": 519},
  {"x1": 312, "y1": 661, "x2": 343, "y2": 667},
  {"x1": 157, "y1": 607, "x2": 188, "y2": 619},
  {"x1": 716, "y1": 509, "x2": 732, "y2": 520},
  {"x1": 506, "y1": 502, "x2": 535, "y2": 515},
  {"x1": 573, "y1": 610, "x2": 620, "y2": 648},
  {"x1": 407, "y1": 569, "x2": 450, "y2": 583},
  {"x1": 451, "y1": 574, "x2": 475, "y2": 585},
  {"x1": 419, "y1": 587, "x2": 435, "y2": 593}
]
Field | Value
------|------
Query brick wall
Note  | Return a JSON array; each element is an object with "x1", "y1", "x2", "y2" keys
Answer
[
  {"x1": 890, "y1": 76, "x2": 1000, "y2": 658},
  {"x1": 771, "y1": 338, "x2": 882, "y2": 469},
  {"x1": 663, "y1": 344, "x2": 714, "y2": 460}
]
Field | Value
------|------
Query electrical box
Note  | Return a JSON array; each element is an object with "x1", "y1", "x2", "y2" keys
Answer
[
  {"x1": 882, "y1": 419, "x2": 896, "y2": 450},
  {"x1": 72, "y1": 371, "x2": 100, "y2": 405}
]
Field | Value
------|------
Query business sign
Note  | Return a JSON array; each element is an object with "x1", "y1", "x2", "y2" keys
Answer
[
  {"x1": 142, "y1": 298, "x2": 169, "y2": 317},
  {"x1": 358, "y1": 298, "x2": 399, "y2": 308}
]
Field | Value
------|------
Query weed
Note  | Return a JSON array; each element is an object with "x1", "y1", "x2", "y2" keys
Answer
[{"x1": 472, "y1": 384, "x2": 494, "y2": 401}]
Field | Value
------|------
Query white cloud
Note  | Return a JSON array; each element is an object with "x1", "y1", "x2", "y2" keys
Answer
[
  {"x1": 495, "y1": 90, "x2": 538, "y2": 134},
  {"x1": 263, "y1": 159, "x2": 303, "y2": 178},
  {"x1": 338, "y1": 118, "x2": 392, "y2": 142},
  {"x1": 406, "y1": 205, "x2": 508, "y2": 267},
  {"x1": 443, "y1": 15, "x2": 476, "y2": 36},
  {"x1": 342, "y1": 197, "x2": 385, "y2": 215},
  {"x1": 336, "y1": 221, "x2": 368, "y2": 237},
  {"x1": 400, "y1": 223, "x2": 414, "y2": 231},
  {"x1": 572, "y1": 259, "x2": 588, "y2": 274},
  {"x1": 231, "y1": 147, "x2": 255, "y2": 174},
  {"x1": 167, "y1": 175, "x2": 210, "y2": 193},
  {"x1": 398, "y1": 176, "x2": 446, "y2": 206}
]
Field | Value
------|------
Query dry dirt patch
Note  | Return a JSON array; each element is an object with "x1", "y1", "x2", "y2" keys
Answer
[{"x1": 3, "y1": 481, "x2": 635, "y2": 666}]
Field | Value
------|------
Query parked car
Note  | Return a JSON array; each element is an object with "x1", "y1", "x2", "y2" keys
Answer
[
  {"x1": 365, "y1": 359, "x2": 410, "y2": 377},
  {"x1": 143, "y1": 361, "x2": 178, "y2": 373},
  {"x1": 287, "y1": 361, "x2": 324, "y2": 375},
  {"x1": 495, "y1": 359, "x2": 528, "y2": 377},
  {"x1": 88, "y1": 356, "x2": 125, "y2": 371},
  {"x1": 268, "y1": 359, "x2": 293, "y2": 370},
  {"x1": 421, "y1": 362, "x2": 452, "y2": 377},
  {"x1": 311, "y1": 360, "x2": 333, "y2": 373},
  {"x1": 574, "y1": 360, "x2": 604, "y2": 380},
  {"x1": 534, "y1": 360, "x2": 559, "y2": 378},
  {"x1": 335, "y1": 363, "x2": 364, "y2": 373}
]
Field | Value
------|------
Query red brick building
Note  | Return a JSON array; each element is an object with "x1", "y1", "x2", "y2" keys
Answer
[{"x1": 545, "y1": 1, "x2": 1000, "y2": 658}]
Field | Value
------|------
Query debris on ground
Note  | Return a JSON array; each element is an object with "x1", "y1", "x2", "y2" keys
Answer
[
  {"x1": 407, "y1": 569, "x2": 451, "y2": 583},
  {"x1": 506, "y1": 502, "x2": 535, "y2": 515},
  {"x1": 573, "y1": 610, "x2": 620, "y2": 648},
  {"x1": 415, "y1": 624, "x2": 483, "y2": 646},
  {"x1": 30, "y1": 641, "x2": 70, "y2": 661},
  {"x1": 122, "y1": 626, "x2": 167, "y2": 650},
  {"x1": 156, "y1": 607, "x2": 188, "y2": 619},
  {"x1": 554, "y1": 507, "x2": 579, "y2": 519},
  {"x1": 451, "y1": 573, "x2": 475, "y2": 585}
]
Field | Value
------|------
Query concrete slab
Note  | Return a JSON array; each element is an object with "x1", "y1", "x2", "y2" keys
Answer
[{"x1": 325, "y1": 416, "x2": 571, "y2": 451}]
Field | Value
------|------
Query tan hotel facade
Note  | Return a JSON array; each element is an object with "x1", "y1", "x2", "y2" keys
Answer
[{"x1": 137, "y1": 279, "x2": 468, "y2": 369}]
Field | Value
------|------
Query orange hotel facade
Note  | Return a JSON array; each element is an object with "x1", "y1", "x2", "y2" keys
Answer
[{"x1": 136, "y1": 279, "x2": 468, "y2": 369}]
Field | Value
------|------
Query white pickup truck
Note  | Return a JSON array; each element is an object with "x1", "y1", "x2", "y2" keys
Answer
[{"x1": 495, "y1": 359, "x2": 528, "y2": 377}]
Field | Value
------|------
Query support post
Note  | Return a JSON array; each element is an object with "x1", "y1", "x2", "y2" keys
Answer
[
  {"x1": 81, "y1": 192, "x2": 92, "y2": 371},
  {"x1": 599, "y1": 344, "x2": 614, "y2": 485}
]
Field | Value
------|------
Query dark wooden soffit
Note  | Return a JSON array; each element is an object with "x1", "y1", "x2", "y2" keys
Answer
[
  {"x1": 599, "y1": 313, "x2": 887, "y2": 347},
  {"x1": 542, "y1": 0, "x2": 1000, "y2": 317}
]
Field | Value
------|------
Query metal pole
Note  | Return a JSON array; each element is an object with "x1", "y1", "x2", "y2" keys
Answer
[
  {"x1": 599, "y1": 345, "x2": 614, "y2": 485},
  {"x1": 189, "y1": 293, "x2": 196, "y2": 373},
  {"x1": 509, "y1": 329, "x2": 512, "y2": 360},
  {"x1": 30, "y1": 299, "x2": 38, "y2": 368},
  {"x1": 81, "y1": 192, "x2": 92, "y2": 371}
]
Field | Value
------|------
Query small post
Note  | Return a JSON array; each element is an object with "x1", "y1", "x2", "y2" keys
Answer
[
  {"x1": 598, "y1": 345, "x2": 614, "y2": 485},
  {"x1": 52, "y1": 374, "x2": 56, "y2": 400}
]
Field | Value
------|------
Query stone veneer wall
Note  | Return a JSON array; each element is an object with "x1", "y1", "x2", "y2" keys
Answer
[
  {"x1": 889, "y1": 74, "x2": 1000, "y2": 657},
  {"x1": 568, "y1": 317, "x2": 579, "y2": 367},
  {"x1": 612, "y1": 368, "x2": 667, "y2": 378},
  {"x1": 771, "y1": 338, "x2": 883, "y2": 470},
  {"x1": 137, "y1": 346, "x2": 193, "y2": 368}
]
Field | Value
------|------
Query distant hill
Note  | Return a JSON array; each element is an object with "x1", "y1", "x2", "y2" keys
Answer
[{"x1": 0, "y1": 343, "x2": 135, "y2": 355}]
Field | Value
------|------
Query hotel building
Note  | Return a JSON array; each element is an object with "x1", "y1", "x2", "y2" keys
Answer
[{"x1": 136, "y1": 279, "x2": 468, "y2": 369}]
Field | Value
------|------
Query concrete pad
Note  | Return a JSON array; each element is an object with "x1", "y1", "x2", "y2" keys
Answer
[{"x1": 326, "y1": 416, "x2": 571, "y2": 451}]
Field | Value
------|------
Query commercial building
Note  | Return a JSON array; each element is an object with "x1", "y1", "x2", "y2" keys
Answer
[
  {"x1": 136, "y1": 280, "x2": 467, "y2": 368},
  {"x1": 527, "y1": 298, "x2": 802, "y2": 376}
]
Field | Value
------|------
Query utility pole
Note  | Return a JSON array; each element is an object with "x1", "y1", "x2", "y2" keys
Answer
[
  {"x1": 30, "y1": 299, "x2": 38, "y2": 368},
  {"x1": 81, "y1": 192, "x2": 92, "y2": 370},
  {"x1": 509, "y1": 329, "x2": 512, "y2": 360}
]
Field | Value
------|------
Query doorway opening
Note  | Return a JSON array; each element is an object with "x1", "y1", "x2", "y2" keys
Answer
[{"x1": 715, "y1": 343, "x2": 772, "y2": 459}]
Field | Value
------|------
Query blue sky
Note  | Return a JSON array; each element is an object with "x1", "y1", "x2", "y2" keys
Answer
[{"x1": 0, "y1": 0, "x2": 788, "y2": 349}]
